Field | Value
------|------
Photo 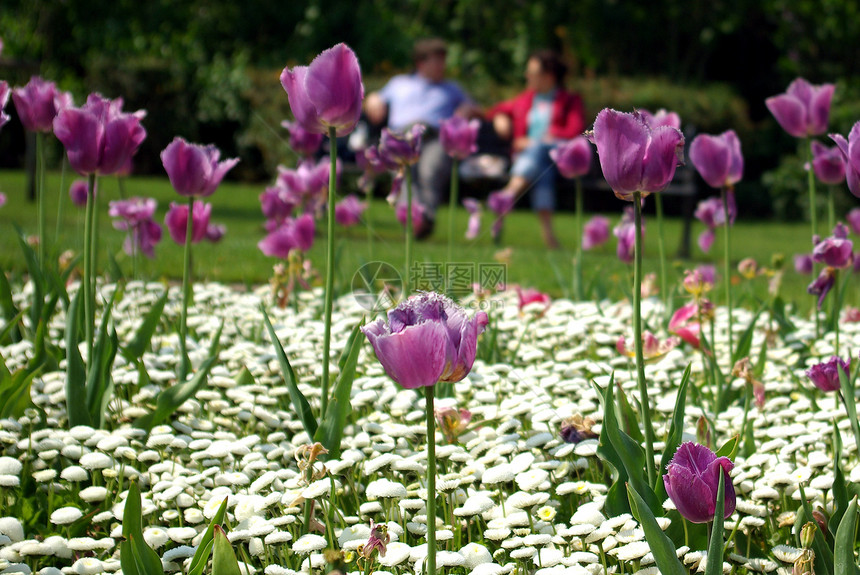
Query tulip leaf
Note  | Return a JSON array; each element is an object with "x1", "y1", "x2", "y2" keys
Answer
[
  {"x1": 315, "y1": 320, "x2": 363, "y2": 458},
  {"x1": 188, "y1": 497, "x2": 229, "y2": 575},
  {"x1": 834, "y1": 496, "x2": 858, "y2": 575},
  {"x1": 15, "y1": 226, "x2": 45, "y2": 332},
  {"x1": 626, "y1": 483, "x2": 686, "y2": 575},
  {"x1": 831, "y1": 421, "x2": 849, "y2": 532},
  {"x1": 86, "y1": 290, "x2": 118, "y2": 429},
  {"x1": 593, "y1": 377, "x2": 632, "y2": 516},
  {"x1": 261, "y1": 305, "x2": 317, "y2": 439},
  {"x1": 134, "y1": 323, "x2": 223, "y2": 433},
  {"x1": 656, "y1": 363, "x2": 691, "y2": 498},
  {"x1": 615, "y1": 381, "x2": 644, "y2": 444},
  {"x1": 597, "y1": 376, "x2": 661, "y2": 515},
  {"x1": 0, "y1": 309, "x2": 24, "y2": 345},
  {"x1": 0, "y1": 360, "x2": 40, "y2": 419},
  {"x1": 837, "y1": 360, "x2": 860, "y2": 457},
  {"x1": 65, "y1": 289, "x2": 91, "y2": 428},
  {"x1": 120, "y1": 481, "x2": 165, "y2": 575},
  {"x1": 714, "y1": 435, "x2": 739, "y2": 461},
  {"x1": 796, "y1": 482, "x2": 834, "y2": 575},
  {"x1": 731, "y1": 305, "x2": 763, "y2": 365},
  {"x1": 212, "y1": 525, "x2": 242, "y2": 575},
  {"x1": 122, "y1": 290, "x2": 168, "y2": 362},
  {"x1": 0, "y1": 271, "x2": 21, "y2": 343},
  {"x1": 705, "y1": 471, "x2": 725, "y2": 575}
]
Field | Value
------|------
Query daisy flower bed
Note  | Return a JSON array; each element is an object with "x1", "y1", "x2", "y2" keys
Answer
[{"x1": 0, "y1": 279, "x2": 857, "y2": 575}]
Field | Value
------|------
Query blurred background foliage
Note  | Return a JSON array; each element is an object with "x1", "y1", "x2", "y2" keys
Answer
[{"x1": 1, "y1": 0, "x2": 860, "y2": 218}]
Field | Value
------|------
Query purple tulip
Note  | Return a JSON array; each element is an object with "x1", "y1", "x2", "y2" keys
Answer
[
  {"x1": 582, "y1": 216, "x2": 610, "y2": 250},
  {"x1": 807, "y1": 356, "x2": 850, "y2": 392},
  {"x1": 396, "y1": 201, "x2": 425, "y2": 229},
  {"x1": 614, "y1": 206, "x2": 642, "y2": 263},
  {"x1": 487, "y1": 191, "x2": 516, "y2": 241},
  {"x1": 550, "y1": 136, "x2": 592, "y2": 179},
  {"x1": 281, "y1": 120, "x2": 324, "y2": 157},
  {"x1": 847, "y1": 208, "x2": 860, "y2": 236},
  {"x1": 663, "y1": 442, "x2": 736, "y2": 524},
  {"x1": 205, "y1": 223, "x2": 226, "y2": 243},
  {"x1": 689, "y1": 130, "x2": 743, "y2": 189},
  {"x1": 12, "y1": 76, "x2": 73, "y2": 133},
  {"x1": 161, "y1": 137, "x2": 238, "y2": 198},
  {"x1": 0, "y1": 193, "x2": 5, "y2": 208},
  {"x1": 463, "y1": 198, "x2": 482, "y2": 240},
  {"x1": 278, "y1": 159, "x2": 333, "y2": 209},
  {"x1": 164, "y1": 200, "x2": 212, "y2": 245},
  {"x1": 812, "y1": 224, "x2": 854, "y2": 269},
  {"x1": 794, "y1": 253, "x2": 814, "y2": 275},
  {"x1": 588, "y1": 109, "x2": 685, "y2": 201},
  {"x1": 53, "y1": 93, "x2": 146, "y2": 176},
  {"x1": 361, "y1": 292, "x2": 488, "y2": 389},
  {"x1": 694, "y1": 195, "x2": 736, "y2": 253},
  {"x1": 766, "y1": 78, "x2": 835, "y2": 138},
  {"x1": 334, "y1": 194, "x2": 366, "y2": 226},
  {"x1": 830, "y1": 121, "x2": 860, "y2": 198},
  {"x1": 440, "y1": 116, "x2": 480, "y2": 160},
  {"x1": 69, "y1": 180, "x2": 90, "y2": 208},
  {"x1": 258, "y1": 214, "x2": 315, "y2": 258},
  {"x1": 380, "y1": 125, "x2": 425, "y2": 167},
  {"x1": 810, "y1": 141, "x2": 845, "y2": 185},
  {"x1": 260, "y1": 185, "x2": 297, "y2": 225},
  {"x1": 280, "y1": 43, "x2": 364, "y2": 137},
  {"x1": 696, "y1": 264, "x2": 718, "y2": 286},
  {"x1": 0, "y1": 81, "x2": 9, "y2": 132},
  {"x1": 109, "y1": 197, "x2": 162, "y2": 258},
  {"x1": 808, "y1": 267, "x2": 836, "y2": 309},
  {"x1": 639, "y1": 108, "x2": 682, "y2": 130}
]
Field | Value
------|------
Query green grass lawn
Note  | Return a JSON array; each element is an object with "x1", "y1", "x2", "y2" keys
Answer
[{"x1": 0, "y1": 169, "x2": 842, "y2": 314}]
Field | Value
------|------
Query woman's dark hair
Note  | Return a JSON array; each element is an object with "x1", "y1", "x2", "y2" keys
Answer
[
  {"x1": 413, "y1": 38, "x2": 448, "y2": 64},
  {"x1": 531, "y1": 50, "x2": 567, "y2": 87}
]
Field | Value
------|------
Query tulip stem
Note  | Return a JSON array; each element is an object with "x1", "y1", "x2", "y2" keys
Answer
[
  {"x1": 36, "y1": 132, "x2": 47, "y2": 267},
  {"x1": 654, "y1": 193, "x2": 668, "y2": 312},
  {"x1": 405, "y1": 169, "x2": 414, "y2": 297},
  {"x1": 827, "y1": 186, "x2": 835, "y2": 233},
  {"x1": 833, "y1": 270, "x2": 840, "y2": 355},
  {"x1": 55, "y1": 158, "x2": 67, "y2": 248},
  {"x1": 425, "y1": 384, "x2": 437, "y2": 575},
  {"x1": 721, "y1": 187, "x2": 734, "y2": 378},
  {"x1": 447, "y1": 160, "x2": 459, "y2": 272},
  {"x1": 574, "y1": 177, "x2": 584, "y2": 301},
  {"x1": 633, "y1": 191, "x2": 656, "y2": 487},
  {"x1": 806, "y1": 140, "x2": 821, "y2": 340},
  {"x1": 83, "y1": 174, "x2": 97, "y2": 364},
  {"x1": 321, "y1": 126, "x2": 337, "y2": 419},
  {"x1": 365, "y1": 189, "x2": 374, "y2": 262},
  {"x1": 179, "y1": 196, "x2": 194, "y2": 382}
]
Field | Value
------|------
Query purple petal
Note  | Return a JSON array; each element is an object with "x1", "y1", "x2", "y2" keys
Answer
[
  {"x1": 280, "y1": 66, "x2": 326, "y2": 134},
  {"x1": 809, "y1": 84, "x2": 835, "y2": 136},
  {"x1": 100, "y1": 115, "x2": 146, "y2": 175},
  {"x1": 303, "y1": 43, "x2": 364, "y2": 136},
  {"x1": 53, "y1": 108, "x2": 103, "y2": 175},
  {"x1": 690, "y1": 134, "x2": 731, "y2": 189},
  {"x1": 766, "y1": 95, "x2": 807, "y2": 138},
  {"x1": 593, "y1": 109, "x2": 648, "y2": 197},
  {"x1": 640, "y1": 125, "x2": 684, "y2": 193},
  {"x1": 362, "y1": 321, "x2": 448, "y2": 389}
]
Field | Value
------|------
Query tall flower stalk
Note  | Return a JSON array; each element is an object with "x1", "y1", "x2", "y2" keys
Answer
[
  {"x1": 281, "y1": 43, "x2": 364, "y2": 418},
  {"x1": 588, "y1": 109, "x2": 684, "y2": 486},
  {"x1": 440, "y1": 116, "x2": 479, "y2": 271}
]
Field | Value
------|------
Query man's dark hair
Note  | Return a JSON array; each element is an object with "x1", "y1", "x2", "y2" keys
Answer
[
  {"x1": 413, "y1": 38, "x2": 448, "y2": 64},
  {"x1": 531, "y1": 50, "x2": 568, "y2": 87}
]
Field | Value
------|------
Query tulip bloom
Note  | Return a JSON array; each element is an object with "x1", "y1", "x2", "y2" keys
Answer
[
  {"x1": 259, "y1": 185, "x2": 297, "y2": 227},
  {"x1": 695, "y1": 195, "x2": 736, "y2": 253},
  {"x1": 380, "y1": 125, "x2": 425, "y2": 167},
  {"x1": 161, "y1": 138, "x2": 238, "y2": 198},
  {"x1": 616, "y1": 331, "x2": 679, "y2": 360},
  {"x1": 613, "y1": 206, "x2": 642, "y2": 263},
  {"x1": 582, "y1": 216, "x2": 610, "y2": 250},
  {"x1": 766, "y1": 78, "x2": 835, "y2": 138},
  {"x1": 810, "y1": 141, "x2": 845, "y2": 185},
  {"x1": 588, "y1": 109, "x2": 684, "y2": 201},
  {"x1": 847, "y1": 208, "x2": 860, "y2": 236},
  {"x1": 440, "y1": 116, "x2": 480, "y2": 160},
  {"x1": 361, "y1": 292, "x2": 488, "y2": 389},
  {"x1": 69, "y1": 180, "x2": 90, "y2": 208},
  {"x1": 12, "y1": 76, "x2": 73, "y2": 133},
  {"x1": 109, "y1": 197, "x2": 162, "y2": 258},
  {"x1": 280, "y1": 43, "x2": 364, "y2": 136},
  {"x1": 0, "y1": 81, "x2": 9, "y2": 131},
  {"x1": 516, "y1": 287, "x2": 551, "y2": 313},
  {"x1": 807, "y1": 267, "x2": 836, "y2": 308},
  {"x1": 258, "y1": 214, "x2": 315, "y2": 258},
  {"x1": 669, "y1": 300, "x2": 714, "y2": 349},
  {"x1": 639, "y1": 108, "x2": 682, "y2": 130},
  {"x1": 164, "y1": 201, "x2": 212, "y2": 245},
  {"x1": 812, "y1": 224, "x2": 854, "y2": 269},
  {"x1": 334, "y1": 194, "x2": 366, "y2": 226},
  {"x1": 807, "y1": 356, "x2": 850, "y2": 392},
  {"x1": 830, "y1": 121, "x2": 860, "y2": 198},
  {"x1": 435, "y1": 407, "x2": 472, "y2": 444},
  {"x1": 53, "y1": 94, "x2": 146, "y2": 176},
  {"x1": 689, "y1": 131, "x2": 743, "y2": 189},
  {"x1": 794, "y1": 253, "x2": 814, "y2": 275},
  {"x1": 550, "y1": 136, "x2": 592, "y2": 179},
  {"x1": 487, "y1": 191, "x2": 515, "y2": 241},
  {"x1": 281, "y1": 120, "x2": 324, "y2": 157},
  {"x1": 663, "y1": 442, "x2": 736, "y2": 524},
  {"x1": 463, "y1": 198, "x2": 482, "y2": 240}
]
